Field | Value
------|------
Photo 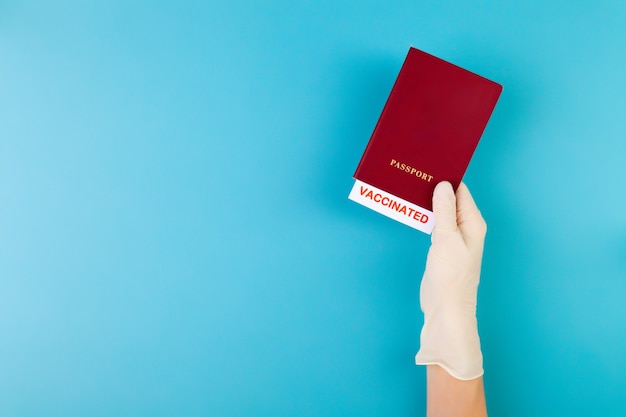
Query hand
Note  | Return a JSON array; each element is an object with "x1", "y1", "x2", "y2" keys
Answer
[{"x1": 415, "y1": 181, "x2": 487, "y2": 380}]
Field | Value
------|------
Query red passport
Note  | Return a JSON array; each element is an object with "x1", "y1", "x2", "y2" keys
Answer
[{"x1": 349, "y1": 47, "x2": 502, "y2": 234}]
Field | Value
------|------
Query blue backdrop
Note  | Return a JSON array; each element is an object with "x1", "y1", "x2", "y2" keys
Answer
[{"x1": 1, "y1": 1, "x2": 625, "y2": 416}]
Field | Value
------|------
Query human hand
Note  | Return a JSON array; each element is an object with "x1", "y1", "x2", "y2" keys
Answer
[{"x1": 415, "y1": 181, "x2": 487, "y2": 380}]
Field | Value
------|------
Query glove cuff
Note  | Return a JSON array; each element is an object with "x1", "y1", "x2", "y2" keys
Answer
[{"x1": 415, "y1": 311, "x2": 483, "y2": 380}]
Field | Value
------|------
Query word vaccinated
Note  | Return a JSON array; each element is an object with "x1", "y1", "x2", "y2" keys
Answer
[{"x1": 358, "y1": 186, "x2": 429, "y2": 223}]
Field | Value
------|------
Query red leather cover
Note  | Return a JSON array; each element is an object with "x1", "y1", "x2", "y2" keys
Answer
[{"x1": 353, "y1": 47, "x2": 502, "y2": 211}]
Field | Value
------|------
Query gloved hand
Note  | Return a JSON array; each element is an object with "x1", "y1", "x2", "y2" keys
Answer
[{"x1": 415, "y1": 181, "x2": 487, "y2": 380}]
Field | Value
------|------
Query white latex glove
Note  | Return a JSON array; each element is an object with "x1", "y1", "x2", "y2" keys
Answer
[{"x1": 415, "y1": 181, "x2": 487, "y2": 380}]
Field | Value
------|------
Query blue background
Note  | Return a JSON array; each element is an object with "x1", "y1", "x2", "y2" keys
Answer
[{"x1": 1, "y1": 1, "x2": 625, "y2": 416}]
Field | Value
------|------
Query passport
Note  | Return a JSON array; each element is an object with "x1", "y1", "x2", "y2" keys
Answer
[{"x1": 349, "y1": 47, "x2": 503, "y2": 234}]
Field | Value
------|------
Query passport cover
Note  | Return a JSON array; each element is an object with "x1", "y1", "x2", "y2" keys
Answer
[{"x1": 349, "y1": 47, "x2": 503, "y2": 234}]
